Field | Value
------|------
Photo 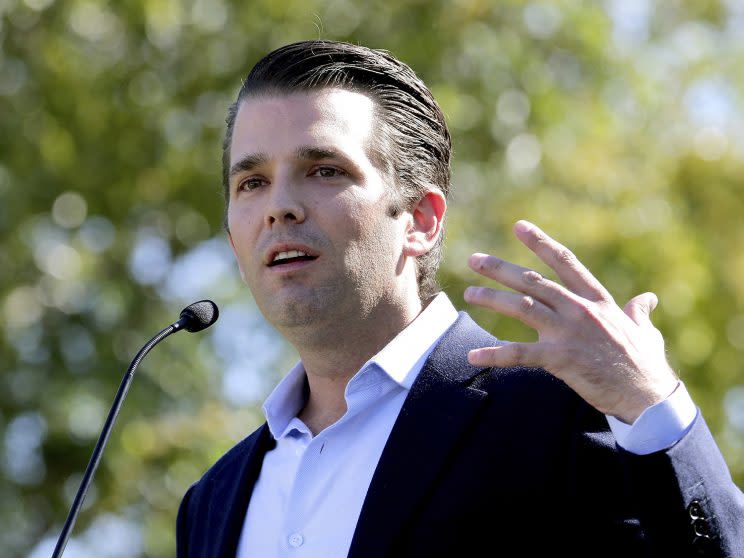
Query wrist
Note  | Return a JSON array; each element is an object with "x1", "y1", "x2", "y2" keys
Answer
[{"x1": 613, "y1": 376, "x2": 680, "y2": 425}]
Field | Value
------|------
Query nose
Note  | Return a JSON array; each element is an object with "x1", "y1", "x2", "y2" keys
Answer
[{"x1": 265, "y1": 177, "x2": 305, "y2": 227}]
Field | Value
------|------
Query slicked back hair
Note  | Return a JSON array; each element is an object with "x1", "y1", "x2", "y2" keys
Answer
[{"x1": 222, "y1": 40, "x2": 451, "y2": 302}]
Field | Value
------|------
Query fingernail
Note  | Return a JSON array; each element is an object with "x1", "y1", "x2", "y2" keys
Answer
[
  {"x1": 469, "y1": 253, "x2": 487, "y2": 268},
  {"x1": 467, "y1": 349, "x2": 481, "y2": 365},
  {"x1": 514, "y1": 220, "x2": 532, "y2": 233},
  {"x1": 468, "y1": 348, "x2": 488, "y2": 367},
  {"x1": 464, "y1": 286, "x2": 477, "y2": 301}
]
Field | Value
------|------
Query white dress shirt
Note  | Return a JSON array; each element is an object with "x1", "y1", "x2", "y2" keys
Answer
[{"x1": 236, "y1": 293, "x2": 697, "y2": 557}]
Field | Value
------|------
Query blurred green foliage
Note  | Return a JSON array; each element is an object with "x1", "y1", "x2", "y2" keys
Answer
[{"x1": 1, "y1": 0, "x2": 743, "y2": 556}]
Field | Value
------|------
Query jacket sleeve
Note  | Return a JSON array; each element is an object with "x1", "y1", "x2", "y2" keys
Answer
[
  {"x1": 625, "y1": 412, "x2": 744, "y2": 557},
  {"x1": 176, "y1": 484, "x2": 195, "y2": 558}
]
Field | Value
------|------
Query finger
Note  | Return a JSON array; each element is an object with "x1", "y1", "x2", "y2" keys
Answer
[
  {"x1": 468, "y1": 253, "x2": 579, "y2": 311},
  {"x1": 464, "y1": 286, "x2": 557, "y2": 331},
  {"x1": 468, "y1": 342, "x2": 547, "y2": 369},
  {"x1": 623, "y1": 292, "x2": 658, "y2": 326},
  {"x1": 513, "y1": 220, "x2": 612, "y2": 303}
]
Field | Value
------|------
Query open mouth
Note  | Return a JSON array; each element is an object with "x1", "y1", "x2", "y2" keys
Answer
[{"x1": 267, "y1": 250, "x2": 318, "y2": 267}]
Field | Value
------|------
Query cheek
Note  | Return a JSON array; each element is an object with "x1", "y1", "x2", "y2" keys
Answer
[
  {"x1": 228, "y1": 214, "x2": 261, "y2": 269},
  {"x1": 339, "y1": 206, "x2": 379, "y2": 247},
  {"x1": 228, "y1": 201, "x2": 262, "y2": 238},
  {"x1": 343, "y1": 206, "x2": 404, "y2": 263},
  {"x1": 228, "y1": 201, "x2": 255, "y2": 229}
]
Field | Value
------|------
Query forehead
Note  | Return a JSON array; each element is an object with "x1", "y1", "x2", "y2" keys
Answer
[{"x1": 229, "y1": 88, "x2": 377, "y2": 164}]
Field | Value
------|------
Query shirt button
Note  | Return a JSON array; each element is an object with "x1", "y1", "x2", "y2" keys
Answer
[{"x1": 288, "y1": 533, "x2": 304, "y2": 548}]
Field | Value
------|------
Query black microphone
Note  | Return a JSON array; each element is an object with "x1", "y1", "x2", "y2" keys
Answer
[{"x1": 51, "y1": 300, "x2": 219, "y2": 558}]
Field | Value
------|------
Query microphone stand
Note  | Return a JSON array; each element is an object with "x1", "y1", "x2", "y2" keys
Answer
[{"x1": 51, "y1": 300, "x2": 217, "y2": 558}]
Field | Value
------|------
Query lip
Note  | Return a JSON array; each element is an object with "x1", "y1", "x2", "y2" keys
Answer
[
  {"x1": 266, "y1": 257, "x2": 317, "y2": 275},
  {"x1": 263, "y1": 242, "x2": 320, "y2": 266}
]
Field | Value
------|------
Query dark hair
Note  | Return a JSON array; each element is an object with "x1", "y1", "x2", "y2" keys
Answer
[{"x1": 222, "y1": 40, "x2": 451, "y2": 301}]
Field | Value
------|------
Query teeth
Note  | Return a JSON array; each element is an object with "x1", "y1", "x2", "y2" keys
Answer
[{"x1": 273, "y1": 250, "x2": 308, "y2": 262}]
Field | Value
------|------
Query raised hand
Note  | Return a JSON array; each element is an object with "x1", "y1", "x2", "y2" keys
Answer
[{"x1": 464, "y1": 220, "x2": 679, "y2": 424}]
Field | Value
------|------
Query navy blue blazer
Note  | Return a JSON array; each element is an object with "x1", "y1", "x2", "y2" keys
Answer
[{"x1": 177, "y1": 313, "x2": 744, "y2": 557}]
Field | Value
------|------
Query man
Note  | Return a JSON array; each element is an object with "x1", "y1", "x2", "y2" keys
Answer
[{"x1": 177, "y1": 41, "x2": 743, "y2": 557}]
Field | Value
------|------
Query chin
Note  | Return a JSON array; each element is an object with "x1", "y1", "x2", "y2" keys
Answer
[
  {"x1": 260, "y1": 296, "x2": 331, "y2": 330},
  {"x1": 275, "y1": 308, "x2": 322, "y2": 329}
]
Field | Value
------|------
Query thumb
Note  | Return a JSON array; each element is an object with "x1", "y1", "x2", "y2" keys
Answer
[{"x1": 623, "y1": 292, "x2": 658, "y2": 326}]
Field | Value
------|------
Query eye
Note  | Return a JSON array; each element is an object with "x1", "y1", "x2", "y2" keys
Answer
[
  {"x1": 236, "y1": 176, "x2": 267, "y2": 192},
  {"x1": 310, "y1": 166, "x2": 346, "y2": 178}
]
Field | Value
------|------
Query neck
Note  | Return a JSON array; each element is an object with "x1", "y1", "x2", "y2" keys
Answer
[{"x1": 290, "y1": 295, "x2": 424, "y2": 435}]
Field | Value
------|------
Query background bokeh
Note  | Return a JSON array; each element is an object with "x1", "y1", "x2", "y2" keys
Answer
[{"x1": 2, "y1": 0, "x2": 743, "y2": 556}]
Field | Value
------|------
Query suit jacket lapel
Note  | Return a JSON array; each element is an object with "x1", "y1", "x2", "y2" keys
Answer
[
  {"x1": 348, "y1": 313, "x2": 495, "y2": 558},
  {"x1": 211, "y1": 423, "x2": 275, "y2": 558}
]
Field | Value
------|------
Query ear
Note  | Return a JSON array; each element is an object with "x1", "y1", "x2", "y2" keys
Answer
[
  {"x1": 227, "y1": 231, "x2": 247, "y2": 281},
  {"x1": 402, "y1": 190, "x2": 447, "y2": 258}
]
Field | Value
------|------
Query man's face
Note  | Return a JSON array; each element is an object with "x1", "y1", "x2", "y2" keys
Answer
[{"x1": 226, "y1": 88, "x2": 411, "y2": 331}]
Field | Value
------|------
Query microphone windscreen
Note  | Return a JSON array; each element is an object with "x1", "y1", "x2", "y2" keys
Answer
[{"x1": 179, "y1": 300, "x2": 219, "y2": 332}]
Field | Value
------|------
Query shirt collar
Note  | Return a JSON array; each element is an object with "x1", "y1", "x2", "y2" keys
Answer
[
  {"x1": 369, "y1": 292, "x2": 458, "y2": 389},
  {"x1": 263, "y1": 361, "x2": 308, "y2": 439},
  {"x1": 262, "y1": 292, "x2": 459, "y2": 439}
]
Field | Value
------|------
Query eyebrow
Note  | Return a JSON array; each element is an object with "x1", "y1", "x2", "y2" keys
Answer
[
  {"x1": 229, "y1": 146, "x2": 348, "y2": 179},
  {"x1": 229, "y1": 153, "x2": 269, "y2": 179},
  {"x1": 295, "y1": 146, "x2": 339, "y2": 161}
]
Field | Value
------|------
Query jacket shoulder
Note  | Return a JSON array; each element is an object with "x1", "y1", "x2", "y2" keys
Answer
[
  {"x1": 441, "y1": 311, "x2": 578, "y2": 397},
  {"x1": 193, "y1": 423, "x2": 269, "y2": 487},
  {"x1": 177, "y1": 423, "x2": 271, "y2": 556}
]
